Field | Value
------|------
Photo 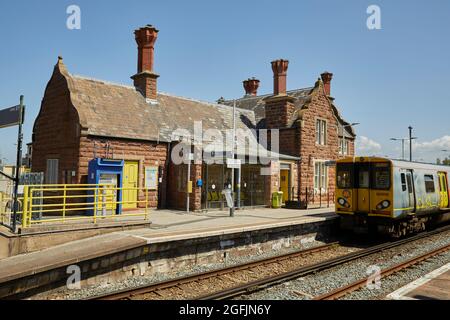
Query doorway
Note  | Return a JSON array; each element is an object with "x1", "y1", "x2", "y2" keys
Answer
[
  {"x1": 280, "y1": 169, "x2": 290, "y2": 203},
  {"x1": 123, "y1": 161, "x2": 139, "y2": 209}
]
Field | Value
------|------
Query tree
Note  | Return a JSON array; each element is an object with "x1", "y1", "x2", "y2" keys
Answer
[{"x1": 438, "y1": 157, "x2": 450, "y2": 166}]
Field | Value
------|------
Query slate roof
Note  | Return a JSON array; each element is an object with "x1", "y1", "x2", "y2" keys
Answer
[
  {"x1": 221, "y1": 88, "x2": 313, "y2": 128},
  {"x1": 221, "y1": 85, "x2": 356, "y2": 137},
  {"x1": 60, "y1": 61, "x2": 257, "y2": 144}
]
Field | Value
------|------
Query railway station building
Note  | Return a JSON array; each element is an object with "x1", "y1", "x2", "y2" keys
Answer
[{"x1": 31, "y1": 25, "x2": 356, "y2": 211}]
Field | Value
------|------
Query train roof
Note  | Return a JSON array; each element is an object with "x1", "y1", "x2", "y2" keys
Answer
[{"x1": 337, "y1": 156, "x2": 450, "y2": 172}]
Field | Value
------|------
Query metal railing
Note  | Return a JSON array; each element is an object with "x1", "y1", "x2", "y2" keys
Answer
[{"x1": 18, "y1": 184, "x2": 150, "y2": 229}]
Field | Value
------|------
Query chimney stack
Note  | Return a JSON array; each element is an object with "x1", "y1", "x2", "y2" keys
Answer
[
  {"x1": 321, "y1": 72, "x2": 333, "y2": 96},
  {"x1": 271, "y1": 59, "x2": 289, "y2": 95},
  {"x1": 131, "y1": 25, "x2": 159, "y2": 100},
  {"x1": 243, "y1": 77, "x2": 260, "y2": 96}
]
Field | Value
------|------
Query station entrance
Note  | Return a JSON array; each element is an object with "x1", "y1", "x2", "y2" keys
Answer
[{"x1": 201, "y1": 164, "x2": 266, "y2": 210}]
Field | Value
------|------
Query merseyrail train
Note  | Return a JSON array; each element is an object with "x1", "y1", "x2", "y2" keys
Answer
[{"x1": 335, "y1": 157, "x2": 450, "y2": 237}]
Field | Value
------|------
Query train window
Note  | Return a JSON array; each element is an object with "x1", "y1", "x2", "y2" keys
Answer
[
  {"x1": 406, "y1": 173, "x2": 413, "y2": 194},
  {"x1": 371, "y1": 163, "x2": 391, "y2": 190},
  {"x1": 359, "y1": 170, "x2": 370, "y2": 188},
  {"x1": 337, "y1": 164, "x2": 353, "y2": 189},
  {"x1": 424, "y1": 175, "x2": 435, "y2": 193},
  {"x1": 400, "y1": 173, "x2": 407, "y2": 192}
]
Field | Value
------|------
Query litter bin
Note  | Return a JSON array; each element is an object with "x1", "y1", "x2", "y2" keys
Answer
[{"x1": 272, "y1": 191, "x2": 283, "y2": 208}]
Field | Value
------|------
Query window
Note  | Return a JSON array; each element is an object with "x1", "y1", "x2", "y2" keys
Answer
[
  {"x1": 371, "y1": 163, "x2": 391, "y2": 190},
  {"x1": 400, "y1": 173, "x2": 407, "y2": 192},
  {"x1": 316, "y1": 119, "x2": 327, "y2": 145},
  {"x1": 358, "y1": 170, "x2": 370, "y2": 188},
  {"x1": 406, "y1": 173, "x2": 413, "y2": 194},
  {"x1": 336, "y1": 163, "x2": 353, "y2": 189},
  {"x1": 424, "y1": 175, "x2": 435, "y2": 193},
  {"x1": 314, "y1": 162, "x2": 328, "y2": 190},
  {"x1": 339, "y1": 139, "x2": 349, "y2": 155},
  {"x1": 46, "y1": 159, "x2": 59, "y2": 184}
]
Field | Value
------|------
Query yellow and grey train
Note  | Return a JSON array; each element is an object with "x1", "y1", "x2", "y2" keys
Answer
[{"x1": 335, "y1": 157, "x2": 450, "y2": 237}]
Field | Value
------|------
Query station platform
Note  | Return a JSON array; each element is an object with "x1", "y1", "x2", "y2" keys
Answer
[
  {"x1": 387, "y1": 263, "x2": 450, "y2": 300},
  {"x1": 0, "y1": 207, "x2": 337, "y2": 298}
]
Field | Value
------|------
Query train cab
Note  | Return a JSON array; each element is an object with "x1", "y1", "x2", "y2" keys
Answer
[
  {"x1": 336, "y1": 157, "x2": 393, "y2": 216},
  {"x1": 336, "y1": 156, "x2": 450, "y2": 236}
]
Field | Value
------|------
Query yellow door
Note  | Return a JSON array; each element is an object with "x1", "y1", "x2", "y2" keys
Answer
[
  {"x1": 123, "y1": 161, "x2": 139, "y2": 209},
  {"x1": 280, "y1": 170, "x2": 289, "y2": 202},
  {"x1": 439, "y1": 172, "x2": 449, "y2": 208}
]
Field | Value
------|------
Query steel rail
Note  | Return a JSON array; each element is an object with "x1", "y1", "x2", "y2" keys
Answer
[
  {"x1": 197, "y1": 224, "x2": 450, "y2": 300},
  {"x1": 314, "y1": 242, "x2": 450, "y2": 300},
  {"x1": 89, "y1": 242, "x2": 339, "y2": 300}
]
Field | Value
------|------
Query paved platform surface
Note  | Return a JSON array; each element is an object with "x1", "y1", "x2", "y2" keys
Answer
[
  {"x1": 0, "y1": 207, "x2": 336, "y2": 283},
  {"x1": 387, "y1": 263, "x2": 450, "y2": 300}
]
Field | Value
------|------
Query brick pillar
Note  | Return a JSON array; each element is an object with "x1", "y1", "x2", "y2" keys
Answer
[{"x1": 189, "y1": 163, "x2": 203, "y2": 211}]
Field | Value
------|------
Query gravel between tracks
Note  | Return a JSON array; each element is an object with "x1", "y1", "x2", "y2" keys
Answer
[
  {"x1": 31, "y1": 239, "x2": 355, "y2": 300},
  {"x1": 237, "y1": 230, "x2": 450, "y2": 300},
  {"x1": 342, "y1": 251, "x2": 450, "y2": 300}
]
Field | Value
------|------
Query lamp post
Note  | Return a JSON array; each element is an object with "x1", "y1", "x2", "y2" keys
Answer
[
  {"x1": 408, "y1": 126, "x2": 418, "y2": 162},
  {"x1": 390, "y1": 138, "x2": 407, "y2": 160},
  {"x1": 341, "y1": 123, "x2": 359, "y2": 155}
]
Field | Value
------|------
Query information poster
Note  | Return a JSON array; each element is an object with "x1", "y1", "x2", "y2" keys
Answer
[{"x1": 145, "y1": 166, "x2": 158, "y2": 190}]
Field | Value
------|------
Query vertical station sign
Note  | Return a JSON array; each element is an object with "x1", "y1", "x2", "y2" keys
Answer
[{"x1": 0, "y1": 96, "x2": 25, "y2": 232}]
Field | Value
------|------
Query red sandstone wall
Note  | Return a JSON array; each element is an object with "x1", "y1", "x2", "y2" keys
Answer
[
  {"x1": 32, "y1": 67, "x2": 81, "y2": 183},
  {"x1": 78, "y1": 137, "x2": 169, "y2": 209}
]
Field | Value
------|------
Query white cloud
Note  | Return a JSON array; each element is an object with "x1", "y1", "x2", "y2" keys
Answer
[
  {"x1": 413, "y1": 135, "x2": 450, "y2": 152},
  {"x1": 356, "y1": 136, "x2": 382, "y2": 155},
  {"x1": 412, "y1": 135, "x2": 450, "y2": 162}
]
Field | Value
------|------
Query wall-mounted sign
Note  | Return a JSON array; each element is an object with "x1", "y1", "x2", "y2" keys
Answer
[
  {"x1": 0, "y1": 105, "x2": 23, "y2": 129},
  {"x1": 145, "y1": 166, "x2": 158, "y2": 190}
]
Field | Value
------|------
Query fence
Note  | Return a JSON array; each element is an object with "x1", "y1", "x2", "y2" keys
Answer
[
  {"x1": 19, "y1": 184, "x2": 150, "y2": 229},
  {"x1": 288, "y1": 187, "x2": 335, "y2": 209}
]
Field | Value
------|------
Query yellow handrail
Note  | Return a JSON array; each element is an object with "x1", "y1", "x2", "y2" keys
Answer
[{"x1": 19, "y1": 183, "x2": 151, "y2": 228}]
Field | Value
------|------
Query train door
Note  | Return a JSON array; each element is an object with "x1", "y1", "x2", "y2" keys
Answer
[
  {"x1": 438, "y1": 172, "x2": 449, "y2": 209},
  {"x1": 356, "y1": 163, "x2": 370, "y2": 212},
  {"x1": 399, "y1": 170, "x2": 415, "y2": 214}
]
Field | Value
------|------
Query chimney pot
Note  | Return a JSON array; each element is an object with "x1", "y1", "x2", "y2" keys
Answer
[
  {"x1": 321, "y1": 71, "x2": 333, "y2": 96},
  {"x1": 132, "y1": 25, "x2": 160, "y2": 100},
  {"x1": 271, "y1": 59, "x2": 289, "y2": 95},
  {"x1": 243, "y1": 77, "x2": 260, "y2": 96}
]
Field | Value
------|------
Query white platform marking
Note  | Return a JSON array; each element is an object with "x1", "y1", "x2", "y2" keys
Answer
[{"x1": 386, "y1": 262, "x2": 450, "y2": 300}]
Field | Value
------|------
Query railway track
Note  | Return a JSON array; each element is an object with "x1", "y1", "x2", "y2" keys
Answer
[
  {"x1": 88, "y1": 242, "x2": 342, "y2": 300},
  {"x1": 314, "y1": 242, "x2": 450, "y2": 300},
  {"x1": 89, "y1": 225, "x2": 450, "y2": 300}
]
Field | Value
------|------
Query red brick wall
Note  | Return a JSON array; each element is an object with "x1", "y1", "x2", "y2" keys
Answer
[
  {"x1": 298, "y1": 82, "x2": 355, "y2": 204},
  {"x1": 32, "y1": 66, "x2": 81, "y2": 183},
  {"x1": 167, "y1": 159, "x2": 202, "y2": 211},
  {"x1": 77, "y1": 136, "x2": 169, "y2": 209},
  {"x1": 264, "y1": 97, "x2": 295, "y2": 129}
]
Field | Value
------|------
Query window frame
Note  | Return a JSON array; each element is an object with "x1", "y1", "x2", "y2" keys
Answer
[
  {"x1": 314, "y1": 161, "x2": 328, "y2": 191},
  {"x1": 315, "y1": 119, "x2": 327, "y2": 146},
  {"x1": 424, "y1": 174, "x2": 435, "y2": 193}
]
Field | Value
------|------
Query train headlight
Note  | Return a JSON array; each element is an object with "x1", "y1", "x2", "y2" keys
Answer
[
  {"x1": 337, "y1": 197, "x2": 350, "y2": 208},
  {"x1": 376, "y1": 200, "x2": 391, "y2": 210}
]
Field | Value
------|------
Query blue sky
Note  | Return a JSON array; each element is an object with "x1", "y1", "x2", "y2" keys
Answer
[{"x1": 0, "y1": 0, "x2": 449, "y2": 163}]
